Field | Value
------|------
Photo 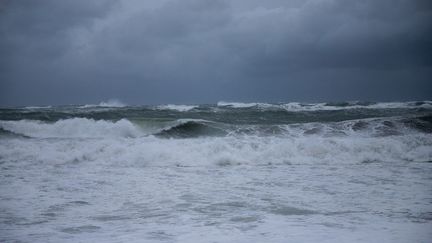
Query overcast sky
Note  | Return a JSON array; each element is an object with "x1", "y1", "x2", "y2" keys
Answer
[{"x1": 0, "y1": 0, "x2": 431, "y2": 106}]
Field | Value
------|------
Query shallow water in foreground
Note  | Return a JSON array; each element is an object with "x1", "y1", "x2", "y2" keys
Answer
[
  {"x1": 1, "y1": 101, "x2": 432, "y2": 242},
  {"x1": 1, "y1": 157, "x2": 432, "y2": 242}
]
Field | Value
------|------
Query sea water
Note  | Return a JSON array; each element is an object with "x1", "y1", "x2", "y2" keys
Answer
[{"x1": 1, "y1": 101, "x2": 431, "y2": 242}]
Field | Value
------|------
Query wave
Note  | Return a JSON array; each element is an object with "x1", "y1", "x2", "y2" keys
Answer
[
  {"x1": 216, "y1": 101, "x2": 280, "y2": 109},
  {"x1": 0, "y1": 118, "x2": 226, "y2": 139},
  {"x1": 1, "y1": 132, "x2": 431, "y2": 166},
  {"x1": 0, "y1": 118, "x2": 143, "y2": 138},
  {"x1": 0, "y1": 127, "x2": 30, "y2": 138},
  {"x1": 0, "y1": 116, "x2": 431, "y2": 166},
  {"x1": 155, "y1": 119, "x2": 227, "y2": 138},
  {"x1": 156, "y1": 104, "x2": 198, "y2": 112},
  {"x1": 228, "y1": 116, "x2": 432, "y2": 138},
  {"x1": 23, "y1": 106, "x2": 52, "y2": 109},
  {"x1": 217, "y1": 101, "x2": 432, "y2": 111},
  {"x1": 1, "y1": 115, "x2": 430, "y2": 140},
  {"x1": 217, "y1": 101, "x2": 263, "y2": 108},
  {"x1": 79, "y1": 99, "x2": 126, "y2": 108},
  {"x1": 299, "y1": 101, "x2": 432, "y2": 111},
  {"x1": 153, "y1": 116, "x2": 432, "y2": 138}
]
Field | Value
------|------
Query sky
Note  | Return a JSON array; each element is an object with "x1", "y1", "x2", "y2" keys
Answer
[{"x1": 0, "y1": 0, "x2": 431, "y2": 106}]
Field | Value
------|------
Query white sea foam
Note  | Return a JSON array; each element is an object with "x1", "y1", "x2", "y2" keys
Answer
[
  {"x1": 2, "y1": 132, "x2": 432, "y2": 243},
  {"x1": 281, "y1": 101, "x2": 432, "y2": 111},
  {"x1": 217, "y1": 101, "x2": 432, "y2": 111},
  {"x1": 217, "y1": 101, "x2": 260, "y2": 108},
  {"x1": 80, "y1": 99, "x2": 126, "y2": 108},
  {"x1": 156, "y1": 104, "x2": 198, "y2": 112},
  {"x1": 1, "y1": 119, "x2": 432, "y2": 243},
  {"x1": 0, "y1": 116, "x2": 425, "y2": 140},
  {"x1": 217, "y1": 101, "x2": 277, "y2": 108},
  {"x1": 0, "y1": 118, "x2": 143, "y2": 138},
  {"x1": 1, "y1": 132, "x2": 430, "y2": 166}
]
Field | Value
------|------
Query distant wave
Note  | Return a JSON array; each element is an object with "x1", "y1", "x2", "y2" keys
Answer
[
  {"x1": 156, "y1": 104, "x2": 198, "y2": 112},
  {"x1": 8, "y1": 100, "x2": 432, "y2": 112},
  {"x1": 217, "y1": 101, "x2": 263, "y2": 108},
  {"x1": 217, "y1": 101, "x2": 432, "y2": 111},
  {"x1": 79, "y1": 99, "x2": 126, "y2": 108},
  {"x1": 23, "y1": 106, "x2": 52, "y2": 109}
]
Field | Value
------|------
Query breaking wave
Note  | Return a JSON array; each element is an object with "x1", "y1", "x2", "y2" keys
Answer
[
  {"x1": 0, "y1": 116, "x2": 431, "y2": 139},
  {"x1": 0, "y1": 118, "x2": 143, "y2": 138},
  {"x1": 1, "y1": 132, "x2": 431, "y2": 166},
  {"x1": 217, "y1": 101, "x2": 266, "y2": 108},
  {"x1": 0, "y1": 115, "x2": 431, "y2": 166},
  {"x1": 155, "y1": 119, "x2": 227, "y2": 138},
  {"x1": 217, "y1": 101, "x2": 432, "y2": 111},
  {"x1": 79, "y1": 99, "x2": 126, "y2": 108},
  {"x1": 1, "y1": 98, "x2": 432, "y2": 167},
  {"x1": 0, "y1": 127, "x2": 29, "y2": 138},
  {"x1": 156, "y1": 104, "x2": 198, "y2": 112},
  {"x1": 23, "y1": 106, "x2": 52, "y2": 109}
]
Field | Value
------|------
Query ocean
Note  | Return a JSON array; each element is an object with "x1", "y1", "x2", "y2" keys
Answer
[{"x1": 1, "y1": 101, "x2": 432, "y2": 242}]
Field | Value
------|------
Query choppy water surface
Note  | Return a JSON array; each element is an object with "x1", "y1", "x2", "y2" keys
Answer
[{"x1": 1, "y1": 101, "x2": 432, "y2": 242}]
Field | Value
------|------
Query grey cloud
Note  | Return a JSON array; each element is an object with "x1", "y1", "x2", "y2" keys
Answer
[
  {"x1": 0, "y1": 0, "x2": 116, "y2": 59},
  {"x1": 227, "y1": 0, "x2": 431, "y2": 70},
  {"x1": 0, "y1": 0, "x2": 431, "y2": 106}
]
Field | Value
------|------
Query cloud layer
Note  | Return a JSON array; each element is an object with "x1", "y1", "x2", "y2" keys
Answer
[{"x1": 1, "y1": 0, "x2": 431, "y2": 105}]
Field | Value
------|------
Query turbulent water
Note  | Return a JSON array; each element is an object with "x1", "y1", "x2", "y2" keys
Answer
[{"x1": 1, "y1": 101, "x2": 432, "y2": 242}]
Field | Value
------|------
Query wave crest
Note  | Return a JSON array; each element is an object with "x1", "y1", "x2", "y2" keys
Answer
[
  {"x1": 1, "y1": 134, "x2": 431, "y2": 166},
  {"x1": 1, "y1": 116, "x2": 431, "y2": 139},
  {"x1": 0, "y1": 118, "x2": 142, "y2": 138},
  {"x1": 80, "y1": 99, "x2": 126, "y2": 108},
  {"x1": 156, "y1": 104, "x2": 198, "y2": 112},
  {"x1": 217, "y1": 101, "x2": 432, "y2": 111},
  {"x1": 155, "y1": 120, "x2": 226, "y2": 138}
]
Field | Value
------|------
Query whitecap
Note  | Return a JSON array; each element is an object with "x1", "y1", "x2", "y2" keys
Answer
[
  {"x1": 79, "y1": 99, "x2": 126, "y2": 108},
  {"x1": 0, "y1": 118, "x2": 143, "y2": 138},
  {"x1": 156, "y1": 104, "x2": 198, "y2": 112}
]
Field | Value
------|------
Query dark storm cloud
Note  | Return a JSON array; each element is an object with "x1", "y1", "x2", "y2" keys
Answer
[
  {"x1": 0, "y1": 0, "x2": 116, "y2": 61},
  {"x1": 0, "y1": 0, "x2": 431, "y2": 106}
]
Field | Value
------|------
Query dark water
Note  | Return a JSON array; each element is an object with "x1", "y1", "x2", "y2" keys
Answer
[{"x1": 1, "y1": 101, "x2": 431, "y2": 139}]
